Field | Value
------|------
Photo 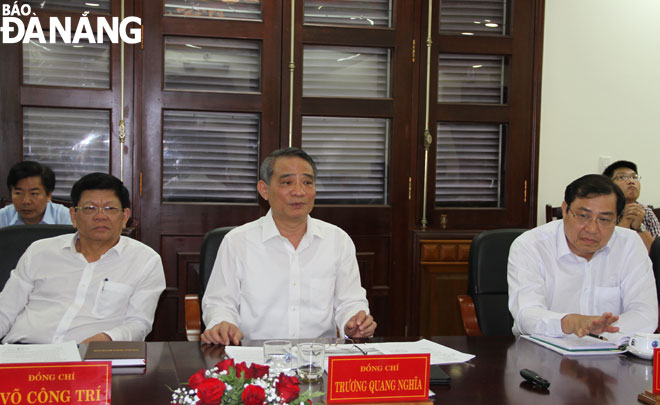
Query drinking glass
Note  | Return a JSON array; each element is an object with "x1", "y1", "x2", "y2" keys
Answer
[
  {"x1": 263, "y1": 340, "x2": 293, "y2": 376},
  {"x1": 297, "y1": 342, "x2": 325, "y2": 382}
]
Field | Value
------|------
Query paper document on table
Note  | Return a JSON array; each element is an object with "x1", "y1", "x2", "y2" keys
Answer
[
  {"x1": 370, "y1": 339, "x2": 475, "y2": 365},
  {"x1": 224, "y1": 346, "x2": 264, "y2": 366},
  {"x1": 0, "y1": 341, "x2": 81, "y2": 364}
]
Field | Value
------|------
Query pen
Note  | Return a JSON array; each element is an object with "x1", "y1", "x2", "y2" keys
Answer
[{"x1": 588, "y1": 333, "x2": 608, "y2": 341}]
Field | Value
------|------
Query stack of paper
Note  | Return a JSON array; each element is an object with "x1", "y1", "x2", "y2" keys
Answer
[
  {"x1": 522, "y1": 334, "x2": 627, "y2": 356},
  {"x1": 369, "y1": 339, "x2": 475, "y2": 365},
  {"x1": 0, "y1": 342, "x2": 81, "y2": 364}
]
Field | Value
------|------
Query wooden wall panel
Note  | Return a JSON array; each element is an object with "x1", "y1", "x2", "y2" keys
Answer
[
  {"x1": 419, "y1": 262, "x2": 469, "y2": 336},
  {"x1": 152, "y1": 236, "x2": 203, "y2": 341},
  {"x1": 413, "y1": 234, "x2": 475, "y2": 337},
  {"x1": 354, "y1": 236, "x2": 391, "y2": 336}
]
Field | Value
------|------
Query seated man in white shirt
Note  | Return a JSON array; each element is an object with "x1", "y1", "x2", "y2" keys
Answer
[
  {"x1": 508, "y1": 174, "x2": 657, "y2": 337},
  {"x1": 0, "y1": 161, "x2": 72, "y2": 227},
  {"x1": 0, "y1": 172, "x2": 166, "y2": 343},
  {"x1": 603, "y1": 160, "x2": 660, "y2": 252},
  {"x1": 201, "y1": 147, "x2": 377, "y2": 345}
]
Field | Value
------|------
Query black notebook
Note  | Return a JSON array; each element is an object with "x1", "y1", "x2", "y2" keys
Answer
[
  {"x1": 84, "y1": 341, "x2": 146, "y2": 367},
  {"x1": 430, "y1": 365, "x2": 451, "y2": 385}
]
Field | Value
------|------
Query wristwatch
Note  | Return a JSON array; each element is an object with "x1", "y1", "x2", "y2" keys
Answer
[{"x1": 635, "y1": 223, "x2": 647, "y2": 233}]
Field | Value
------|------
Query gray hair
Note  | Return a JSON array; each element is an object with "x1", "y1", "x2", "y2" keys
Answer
[{"x1": 259, "y1": 147, "x2": 318, "y2": 185}]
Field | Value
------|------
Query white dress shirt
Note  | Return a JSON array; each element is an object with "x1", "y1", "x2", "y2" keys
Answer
[
  {"x1": 0, "y1": 233, "x2": 166, "y2": 343},
  {"x1": 202, "y1": 210, "x2": 370, "y2": 340},
  {"x1": 508, "y1": 220, "x2": 658, "y2": 336}
]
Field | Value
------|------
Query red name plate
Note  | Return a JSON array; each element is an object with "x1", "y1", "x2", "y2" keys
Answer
[
  {"x1": 654, "y1": 349, "x2": 660, "y2": 394},
  {"x1": 0, "y1": 362, "x2": 111, "y2": 405},
  {"x1": 327, "y1": 353, "x2": 430, "y2": 403}
]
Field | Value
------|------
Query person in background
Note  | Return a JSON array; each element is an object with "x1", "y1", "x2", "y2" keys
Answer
[
  {"x1": 0, "y1": 161, "x2": 71, "y2": 227},
  {"x1": 508, "y1": 174, "x2": 657, "y2": 338},
  {"x1": 603, "y1": 160, "x2": 659, "y2": 252},
  {"x1": 0, "y1": 173, "x2": 166, "y2": 343},
  {"x1": 201, "y1": 147, "x2": 376, "y2": 345}
]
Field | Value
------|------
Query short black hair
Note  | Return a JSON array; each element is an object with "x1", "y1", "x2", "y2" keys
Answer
[
  {"x1": 70, "y1": 173, "x2": 130, "y2": 209},
  {"x1": 603, "y1": 160, "x2": 637, "y2": 178},
  {"x1": 7, "y1": 161, "x2": 56, "y2": 193},
  {"x1": 259, "y1": 147, "x2": 318, "y2": 185},
  {"x1": 564, "y1": 174, "x2": 625, "y2": 218}
]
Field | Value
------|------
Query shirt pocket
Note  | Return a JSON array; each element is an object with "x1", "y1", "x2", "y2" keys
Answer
[
  {"x1": 594, "y1": 286, "x2": 621, "y2": 314},
  {"x1": 308, "y1": 277, "x2": 335, "y2": 314},
  {"x1": 91, "y1": 280, "x2": 132, "y2": 318}
]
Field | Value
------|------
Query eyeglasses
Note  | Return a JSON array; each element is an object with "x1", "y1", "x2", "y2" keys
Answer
[
  {"x1": 324, "y1": 338, "x2": 370, "y2": 356},
  {"x1": 613, "y1": 174, "x2": 641, "y2": 182},
  {"x1": 568, "y1": 208, "x2": 615, "y2": 228},
  {"x1": 74, "y1": 206, "x2": 122, "y2": 216}
]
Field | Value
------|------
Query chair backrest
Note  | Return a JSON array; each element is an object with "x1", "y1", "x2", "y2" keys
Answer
[
  {"x1": 199, "y1": 226, "x2": 236, "y2": 299},
  {"x1": 0, "y1": 224, "x2": 77, "y2": 291},
  {"x1": 649, "y1": 237, "x2": 660, "y2": 302},
  {"x1": 467, "y1": 228, "x2": 526, "y2": 336},
  {"x1": 545, "y1": 204, "x2": 563, "y2": 223}
]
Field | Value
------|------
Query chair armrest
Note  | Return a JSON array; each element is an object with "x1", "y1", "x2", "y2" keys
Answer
[
  {"x1": 184, "y1": 294, "x2": 202, "y2": 341},
  {"x1": 456, "y1": 295, "x2": 483, "y2": 336}
]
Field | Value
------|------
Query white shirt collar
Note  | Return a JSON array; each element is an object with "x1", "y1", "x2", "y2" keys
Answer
[{"x1": 261, "y1": 209, "x2": 324, "y2": 243}]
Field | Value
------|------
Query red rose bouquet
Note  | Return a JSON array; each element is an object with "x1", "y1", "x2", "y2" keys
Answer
[{"x1": 170, "y1": 358, "x2": 323, "y2": 405}]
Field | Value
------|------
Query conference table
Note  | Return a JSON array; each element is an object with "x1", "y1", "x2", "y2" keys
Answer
[{"x1": 111, "y1": 336, "x2": 655, "y2": 404}]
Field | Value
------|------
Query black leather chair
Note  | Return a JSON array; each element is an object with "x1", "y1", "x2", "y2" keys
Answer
[
  {"x1": 0, "y1": 224, "x2": 76, "y2": 290},
  {"x1": 649, "y1": 238, "x2": 660, "y2": 301},
  {"x1": 649, "y1": 237, "x2": 660, "y2": 332},
  {"x1": 184, "y1": 226, "x2": 236, "y2": 341},
  {"x1": 457, "y1": 228, "x2": 526, "y2": 336}
]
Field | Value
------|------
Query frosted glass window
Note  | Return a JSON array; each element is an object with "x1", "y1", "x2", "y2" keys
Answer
[
  {"x1": 163, "y1": 110, "x2": 259, "y2": 202},
  {"x1": 303, "y1": 46, "x2": 391, "y2": 98},
  {"x1": 164, "y1": 36, "x2": 261, "y2": 93},
  {"x1": 23, "y1": 0, "x2": 111, "y2": 13},
  {"x1": 439, "y1": 0, "x2": 507, "y2": 36},
  {"x1": 438, "y1": 54, "x2": 507, "y2": 104},
  {"x1": 304, "y1": 0, "x2": 392, "y2": 27},
  {"x1": 435, "y1": 122, "x2": 504, "y2": 207},
  {"x1": 302, "y1": 116, "x2": 389, "y2": 204},
  {"x1": 23, "y1": 37, "x2": 110, "y2": 89},
  {"x1": 23, "y1": 107, "x2": 110, "y2": 199},
  {"x1": 164, "y1": 0, "x2": 261, "y2": 21}
]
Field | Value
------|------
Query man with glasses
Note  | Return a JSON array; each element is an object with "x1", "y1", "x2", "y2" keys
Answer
[
  {"x1": 603, "y1": 160, "x2": 659, "y2": 251},
  {"x1": 0, "y1": 173, "x2": 165, "y2": 343},
  {"x1": 508, "y1": 174, "x2": 657, "y2": 337}
]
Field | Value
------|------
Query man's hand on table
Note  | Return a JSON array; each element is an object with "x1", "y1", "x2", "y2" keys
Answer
[
  {"x1": 81, "y1": 333, "x2": 112, "y2": 344},
  {"x1": 344, "y1": 310, "x2": 377, "y2": 339},
  {"x1": 201, "y1": 321, "x2": 243, "y2": 345},
  {"x1": 561, "y1": 312, "x2": 619, "y2": 337}
]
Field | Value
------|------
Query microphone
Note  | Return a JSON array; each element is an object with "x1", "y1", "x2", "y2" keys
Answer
[{"x1": 520, "y1": 368, "x2": 550, "y2": 389}]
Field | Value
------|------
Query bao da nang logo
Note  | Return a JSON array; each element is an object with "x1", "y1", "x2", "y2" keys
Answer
[{"x1": 1, "y1": 1, "x2": 141, "y2": 44}]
